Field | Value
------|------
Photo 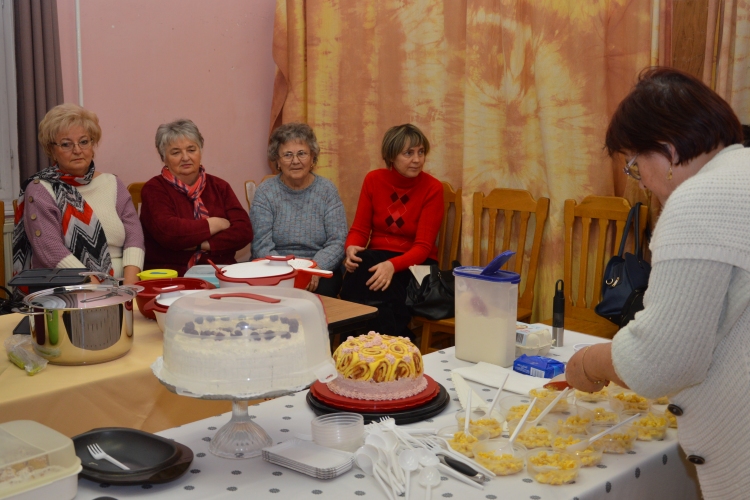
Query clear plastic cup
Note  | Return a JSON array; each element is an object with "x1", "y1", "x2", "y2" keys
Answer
[
  {"x1": 498, "y1": 395, "x2": 542, "y2": 423},
  {"x1": 591, "y1": 424, "x2": 637, "y2": 454},
  {"x1": 608, "y1": 387, "x2": 651, "y2": 413},
  {"x1": 506, "y1": 419, "x2": 556, "y2": 450},
  {"x1": 454, "y1": 409, "x2": 504, "y2": 438},
  {"x1": 553, "y1": 406, "x2": 594, "y2": 436},
  {"x1": 437, "y1": 425, "x2": 490, "y2": 458},
  {"x1": 526, "y1": 448, "x2": 581, "y2": 485},
  {"x1": 472, "y1": 439, "x2": 527, "y2": 476},
  {"x1": 622, "y1": 410, "x2": 669, "y2": 441},
  {"x1": 551, "y1": 434, "x2": 604, "y2": 467},
  {"x1": 311, "y1": 413, "x2": 364, "y2": 452},
  {"x1": 528, "y1": 387, "x2": 571, "y2": 413}
]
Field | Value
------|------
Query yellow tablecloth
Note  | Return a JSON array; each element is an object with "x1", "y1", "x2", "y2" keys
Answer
[{"x1": 0, "y1": 308, "x2": 230, "y2": 437}]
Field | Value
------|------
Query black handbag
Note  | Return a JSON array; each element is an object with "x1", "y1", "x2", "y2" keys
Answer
[
  {"x1": 595, "y1": 202, "x2": 651, "y2": 328},
  {"x1": 405, "y1": 263, "x2": 456, "y2": 320}
]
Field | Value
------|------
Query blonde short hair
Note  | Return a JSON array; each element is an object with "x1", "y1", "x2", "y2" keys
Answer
[
  {"x1": 381, "y1": 123, "x2": 430, "y2": 167},
  {"x1": 38, "y1": 103, "x2": 102, "y2": 160}
]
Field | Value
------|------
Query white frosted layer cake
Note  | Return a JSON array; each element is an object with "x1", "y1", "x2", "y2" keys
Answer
[
  {"x1": 327, "y1": 332, "x2": 427, "y2": 400},
  {"x1": 159, "y1": 313, "x2": 310, "y2": 397}
]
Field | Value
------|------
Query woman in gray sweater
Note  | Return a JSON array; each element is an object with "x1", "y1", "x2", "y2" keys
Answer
[
  {"x1": 565, "y1": 67, "x2": 749, "y2": 499},
  {"x1": 250, "y1": 123, "x2": 347, "y2": 297}
]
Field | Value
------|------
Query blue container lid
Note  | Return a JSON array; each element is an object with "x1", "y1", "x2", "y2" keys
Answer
[
  {"x1": 453, "y1": 250, "x2": 520, "y2": 283},
  {"x1": 453, "y1": 266, "x2": 520, "y2": 283}
]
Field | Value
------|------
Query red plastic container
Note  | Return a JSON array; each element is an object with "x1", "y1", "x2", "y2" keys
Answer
[{"x1": 135, "y1": 278, "x2": 214, "y2": 320}]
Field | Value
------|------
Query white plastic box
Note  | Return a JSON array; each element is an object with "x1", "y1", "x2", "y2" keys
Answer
[
  {"x1": 454, "y1": 265, "x2": 519, "y2": 367},
  {"x1": 0, "y1": 420, "x2": 81, "y2": 500}
]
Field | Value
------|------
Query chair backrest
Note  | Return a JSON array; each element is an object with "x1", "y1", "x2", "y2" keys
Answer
[
  {"x1": 245, "y1": 180, "x2": 257, "y2": 209},
  {"x1": 472, "y1": 189, "x2": 550, "y2": 313},
  {"x1": 261, "y1": 174, "x2": 276, "y2": 184},
  {"x1": 436, "y1": 182, "x2": 462, "y2": 269},
  {"x1": 563, "y1": 195, "x2": 649, "y2": 325},
  {"x1": 127, "y1": 182, "x2": 145, "y2": 212}
]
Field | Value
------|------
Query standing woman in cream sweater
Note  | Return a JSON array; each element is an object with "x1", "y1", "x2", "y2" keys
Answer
[
  {"x1": 12, "y1": 104, "x2": 144, "y2": 284},
  {"x1": 565, "y1": 67, "x2": 749, "y2": 499}
]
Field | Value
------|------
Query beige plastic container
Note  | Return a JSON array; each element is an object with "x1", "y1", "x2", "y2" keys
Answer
[
  {"x1": 0, "y1": 420, "x2": 81, "y2": 500},
  {"x1": 454, "y1": 256, "x2": 520, "y2": 367}
]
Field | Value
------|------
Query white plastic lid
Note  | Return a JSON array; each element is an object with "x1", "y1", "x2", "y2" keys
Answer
[
  {"x1": 221, "y1": 260, "x2": 296, "y2": 279},
  {"x1": 155, "y1": 288, "x2": 205, "y2": 308}
]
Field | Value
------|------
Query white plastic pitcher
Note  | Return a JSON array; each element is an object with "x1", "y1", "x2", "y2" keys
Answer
[{"x1": 454, "y1": 251, "x2": 519, "y2": 367}]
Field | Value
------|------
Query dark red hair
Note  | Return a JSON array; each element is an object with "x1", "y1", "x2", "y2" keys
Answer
[{"x1": 606, "y1": 67, "x2": 742, "y2": 163}]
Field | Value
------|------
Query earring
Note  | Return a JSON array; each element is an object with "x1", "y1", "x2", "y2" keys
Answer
[{"x1": 668, "y1": 165, "x2": 673, "y2": 180}]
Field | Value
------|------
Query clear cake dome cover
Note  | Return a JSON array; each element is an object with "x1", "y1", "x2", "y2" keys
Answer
[{"x1": 151, "y1": 286, "x2": 337, "y2": 399}]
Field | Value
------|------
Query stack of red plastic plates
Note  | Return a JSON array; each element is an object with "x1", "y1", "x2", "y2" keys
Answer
[{"x1": 306, "y1": 375, "x2": 449, "y2": 424}]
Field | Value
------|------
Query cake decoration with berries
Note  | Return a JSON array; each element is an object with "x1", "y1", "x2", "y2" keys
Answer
[{"x1": 326, "y1": 332, "x2": 427, "y2": 401}]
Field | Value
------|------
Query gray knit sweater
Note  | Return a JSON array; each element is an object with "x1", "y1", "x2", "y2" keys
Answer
[
  {"x1": 249, "y1": 174, "x2": 347, "y2": 271},
  {"x1": 611, "y1": 144, "x2": 750, "y2": 499}
]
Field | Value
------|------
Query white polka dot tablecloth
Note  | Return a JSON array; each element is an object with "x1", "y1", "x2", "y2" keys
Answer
[{"x1": 75, "y1": 329, "x2": 701, "y2": 500}]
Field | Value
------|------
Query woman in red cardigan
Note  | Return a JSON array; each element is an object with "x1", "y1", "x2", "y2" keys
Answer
[
  {"x1": 140, "y1": 119, "x2": 253, "y2": 276},
  {"x1": 340, "y1": 124, "x2": 444, "y2": 339}
]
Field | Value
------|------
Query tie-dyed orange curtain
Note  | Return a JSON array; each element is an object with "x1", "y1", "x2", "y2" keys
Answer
[
  {"x1": 704, "y1": 0, "x2": 750, "y2": 121},
  {"x1": 271, "y1": 0, "x2": 659, "y2": 321}
]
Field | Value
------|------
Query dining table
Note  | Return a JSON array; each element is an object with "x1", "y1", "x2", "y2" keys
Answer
[
  {"x1": 0, "y1": 294, "x2": 377, "y2": 437},
  {"x1": 68, "y1": 328, "x2": 701, "y2": 500}
]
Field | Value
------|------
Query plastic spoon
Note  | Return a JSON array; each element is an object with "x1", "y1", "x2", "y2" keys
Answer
[
  {"x1": 418, "y1": 466, "x2": 441, "y2": 500},
  {"x1": 485, "y1": 373, "x2": 509, "y2": 418},
  {"x1": 529, "y1": 387, "x2": 570, "y2": 425},
  {"x1": 566, "y1": 413, "x2": 641, "y2": 453},
  {"x1": 398, "y1": 449, "x2": 419, "y2": 500},
  {"x1": 508, "y1": 397, "x2": 537, "y2": 447},
  {"x1": 355, "y1": 447, "x2": 394, "y2": 500},
  {"x1": 463, "y1": 390, "x2": 472, "y2": 435}
]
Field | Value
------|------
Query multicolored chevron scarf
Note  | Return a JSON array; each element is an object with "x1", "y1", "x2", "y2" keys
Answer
[
  {"x1": 12, "y1": 161, "x2": 113, "y2": 277},
  {"x1": 160, "y1": 165, "x2": 209, "y2": 268}
]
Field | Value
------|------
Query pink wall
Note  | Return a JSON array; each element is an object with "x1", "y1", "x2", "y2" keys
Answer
[{"x1": 56, "y1": 0, "x2": 277, "y2": 210}]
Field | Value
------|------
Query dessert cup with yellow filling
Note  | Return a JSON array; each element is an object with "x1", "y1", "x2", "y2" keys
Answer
[
  {"x1": 527, "y1": 449, "x2": 581, "y2": 485},
  {"x1": 472, "y1": 440, "x2": 527, "y2": 476}
]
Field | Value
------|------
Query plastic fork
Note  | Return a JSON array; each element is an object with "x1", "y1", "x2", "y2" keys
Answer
[{"x1": 87, "y1": 443, "x2": 130, "y2": 470}]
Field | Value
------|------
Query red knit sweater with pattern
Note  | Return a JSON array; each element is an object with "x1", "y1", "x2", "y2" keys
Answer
[{"x1": 345, "y1": 168, "x2": 444, "y2": 272}]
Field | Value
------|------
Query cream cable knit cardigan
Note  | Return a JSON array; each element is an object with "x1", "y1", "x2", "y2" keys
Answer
[{"x1": 612, "y1": 144, "x2": 750, "y2": 499}]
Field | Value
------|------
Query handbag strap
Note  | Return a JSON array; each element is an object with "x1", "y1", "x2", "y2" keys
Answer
[{"x1": 616, "y1": 202, "x2": 643, "y2": 258}]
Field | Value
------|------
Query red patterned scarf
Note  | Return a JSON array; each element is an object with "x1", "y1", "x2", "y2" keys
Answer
[
  {"x1": 161, "y1": 165, "x2": 209, "y2": 268},
  {"x1": 12, "y1": 162, "x2": 113, "y2": 277}
]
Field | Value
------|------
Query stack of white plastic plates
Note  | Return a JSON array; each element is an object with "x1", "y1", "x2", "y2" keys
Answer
[{"x1": 262, "y1": 439, "x2": 354, "y2": 479}]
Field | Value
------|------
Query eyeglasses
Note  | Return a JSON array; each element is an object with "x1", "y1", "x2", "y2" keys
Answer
[
  {"x1": 623, "y1": 154, "x2": 641, "y2": 180},
  {"x1": 52, "y1": 139, "x2": 92, "y2": 152},
  {"x1": 279, "y1": 151, "x2": 310, "y2": 163}
]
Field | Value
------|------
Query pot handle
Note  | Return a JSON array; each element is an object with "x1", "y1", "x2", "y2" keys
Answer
[
  {"x1": 296, "y1": 267, "x2": 334, "y2": 278},
  {"x1": 12, "y1": 307, "x2": 46, "y2": 316},
  {"x1": 153, "y1": 284, "x2": 186, "y2": 293},
  {"x1": 206, "y1": 259, "x2": 225, "y2": 275},
  {"x1": 209, "y1": 293, "x2": 281, "y2": 304}
]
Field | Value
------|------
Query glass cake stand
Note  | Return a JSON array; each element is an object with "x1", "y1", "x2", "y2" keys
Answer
[
  {"x1": 158, "y1": 380, "x2": 299, "y2": 459},
  {"x1": 210, "y1": 399, "x2": 272, "y2": 459}
]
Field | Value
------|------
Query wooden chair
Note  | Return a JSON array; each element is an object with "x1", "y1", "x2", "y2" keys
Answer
[
  {"x1": 472, "y1": 189, "x2": 550, "y2": 322},
  {"x1": 541, "y1": 196, "x2": 649, "y2": 338},
  {"x1": 127, "y1": 182, "x2": 145, "y2": 212},
  {"x1": 416, "y1": 181, "x2": 462, "y2": 354},
  {"x1": 261, "y1": 173, "x2": 276, "y2": 183},
  {"x1": 245, "y1": 180, "x2": 257, "y2": 209}
]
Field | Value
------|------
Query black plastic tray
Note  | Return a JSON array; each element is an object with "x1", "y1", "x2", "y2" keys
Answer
[
  {"x1": 306, "y1": 383, "x2": 450, "y2": 424},
  {"x1": 73, "y1": 427, "x2": 191, "y2": 484},
  {"x1": 9, "y1": 268, "x2": 89, "y2": 293}
]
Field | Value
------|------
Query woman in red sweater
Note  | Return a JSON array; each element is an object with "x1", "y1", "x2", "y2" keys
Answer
[
  {"x1": 140, "y1": 119, "x2": 253, "y2": 276},
  {"x1": 340, "y1": 124, "x2": 444, "y2": 339}
]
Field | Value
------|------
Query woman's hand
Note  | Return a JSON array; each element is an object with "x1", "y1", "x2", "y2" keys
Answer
[
  {"x1": 366, "y1": 260, "x2": 395, "y2": 291},
  {"x1": 565, "y1": 343, "x2": 624, "y2": 393},
  {"x1": 306, "y1": 275, "x2": 320, "y2": 293},
  {"x1": 123, "y1": 266, "x2": 140, "y2": 285},
  {"x1": 207, "y1": 217, "x2": 230, "y2": 235},
  {"x1": 344, "y1": 245, "x2": 364, "y2": 272},
  {"x1": 200, "y1": 241, "x2": 211, "y2": 251}
]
